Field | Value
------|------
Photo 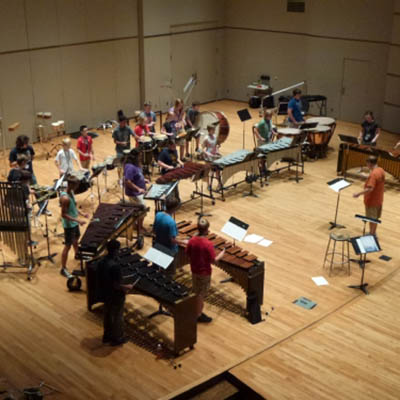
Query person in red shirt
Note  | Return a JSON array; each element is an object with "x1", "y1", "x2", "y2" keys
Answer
[
  {"x1": 353, "y1": 155, "x2": 385, "y2": 235},
  {"x1": 133, "y1": 116, "x2": 151, "y2": 147},
  {"x1": 76, "y1": 125, "x2": 94, "y2": 169},
  {"x1": 186, "y1": 218, "x2": 225, "y2": 323}
]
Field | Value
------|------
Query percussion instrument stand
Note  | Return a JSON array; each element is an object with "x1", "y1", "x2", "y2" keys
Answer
[
  {"x1": 289, "y1": 147, "x2": 303, "y2": 183},
  {"x1": 36, "y1": 200, "x2": 57, "y2": 264},
  {"x1": 147, "y1": 265, "x2": 172, "y2": 319}
]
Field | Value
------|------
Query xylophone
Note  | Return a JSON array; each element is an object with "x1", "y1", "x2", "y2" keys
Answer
[
  {"x1": 86, "y1": 248, "x2": 197, "y2": 355},
  {"x1": 155, "y1": 162, "x2": 209, "y2": 184},
  {"x1": 337, "y1": 143, "x2": 400, "y2": 179},
  {"x1": 78, "y1": 202, "x2": 148, "y2": 259},
  {"x1": 210, "y1": 149, "x2": 260, "y2": 200},
  {"x1": 257, "y1": 137, "x2": 302, "y2": 169},
  {"x1": 176, "y1": 221, "x2": 265, "y2": 324}
]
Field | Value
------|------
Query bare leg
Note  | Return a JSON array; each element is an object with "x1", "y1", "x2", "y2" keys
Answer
[
  {"x1": 196, "y1": 295, "x2": 204, "y2": 317},
  {"x1": 72, "y1": 240, "x2": 79, "y2": 257},
  {"x1": 61, "y1": 244, "x2": 71, "y2": 269},
  {"x1": 179, "y1": 144, "x2": 185, "y2": 160},
  {"x1": 369, "y1": 222, "x2": 377, "y2": 235}
]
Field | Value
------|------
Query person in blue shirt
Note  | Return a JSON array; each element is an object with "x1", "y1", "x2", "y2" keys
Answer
[
  {"x1": 140, "y1": 102, "x2": 157, "y2": 133},
  {"x1": 287, "y1": 89, "x2": 304, "y2": 126},
  {"x1": 153, "y1": 196, "x2": 186, "y2": 276}
]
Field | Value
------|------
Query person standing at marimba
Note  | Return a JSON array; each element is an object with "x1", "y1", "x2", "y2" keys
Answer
[
  {"x1": 254, "y1": 111, "x2": 277, "y2": 146},
  {"x1": 76, "y1": 125, "x2": 94, "y2": 170},
  {"x1": 124, "y1": 150, "x2": 150, "y2": 235},
  {"x1": 60, "y1": 176, "x2": 88, "y2": 277},
  {"x1": 55, "y1": 138, "x2": 82, "y2": 176},
  {"x1": 287, "y1": 89, "x2": 304, "y2": 127},
  {"x1": 353, "y1": 155, "x2": 385, "y2": 236},
  {"x1": 99, "y1": 239, "x2": 136, "y2": 346},
  {"x1": 157, "y1": 139, "x2": 183, "y2": 174},
  {"x1": 186, "y1": 218, "x2": 225, "y2": 323},
  {"x1": 358, "y1": 111, "x2": 380, "y2": 146},
  {"x1": 153, "y1": 197, "x2": 184, "y2": 276}
]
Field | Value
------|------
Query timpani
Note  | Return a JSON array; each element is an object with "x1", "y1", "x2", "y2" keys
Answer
[{"x1": 277, "y1": 127, "x2": 301, "y2": 144}]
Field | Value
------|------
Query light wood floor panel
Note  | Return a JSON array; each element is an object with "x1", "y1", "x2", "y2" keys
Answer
[{"x1": 0, "y1": 100, "x2": 399, "y2": 399}]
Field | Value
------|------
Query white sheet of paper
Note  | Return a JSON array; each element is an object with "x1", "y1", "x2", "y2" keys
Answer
[
  {"x1": 312, "y1": 276, "x2": 329, "y2": 286},
  {"x1": 244, "y1": 234, "x2": 264, "y2": 244},
  {"x1": 329, "y1": 179, "x2": 351, "y2": 193},
  {"x1": 143, "y1": 247, "x2": 173, "y2": 269},
  {"x1": 221, "y1": 220, "x2": 247, "y2": 242},
  {"x1": 258, "y1": 239, "x2": 273, "y2": 248}
]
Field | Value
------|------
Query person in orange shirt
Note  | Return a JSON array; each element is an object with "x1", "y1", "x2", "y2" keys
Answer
[{"x1": 353, "y1": 155, "x2": 385, "y2": 235}]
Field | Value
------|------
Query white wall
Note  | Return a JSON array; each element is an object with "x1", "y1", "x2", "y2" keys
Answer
[
  {"x1": 0, "y1": 0, "x2": 140, "y2": 148},
  {"x1": 143, "y1": 0, "x2": 224, "y2": 112},
  {"x1": 224, "y1": 0, "x2": 396, "y2": 131}
]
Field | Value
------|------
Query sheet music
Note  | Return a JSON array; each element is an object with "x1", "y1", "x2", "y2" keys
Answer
[
  {"x1": 221, "y1": 220, "x2": 248, "y2": 242},
  {"x1": 144, "y1": 247, "x2": 174, "y2": 269},
  {"x1": 356, "y1": 235, "x2": 379, "y2": 254},
  {"x1": 329, "y1": 179, "x2": 351, "y2": 193}
]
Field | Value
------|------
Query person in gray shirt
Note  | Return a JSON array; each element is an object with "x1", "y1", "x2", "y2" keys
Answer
[{"x1": 112, "y1": 116, "x2": 135, "y2": 157}]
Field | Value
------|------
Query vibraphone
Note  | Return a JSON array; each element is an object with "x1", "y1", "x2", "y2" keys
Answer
[
  {"x1": 78, "y1": 202, "x2": 148, "y2": 259},
  {"x1": 86, "y1": 248, "x2": 197, "y2": 355},
  {"x1": 176, "y1": 221, "x2": 265, "y2": 324},
  {"x1": 155, "y1": 162, "x2": 209, "y2": 184},
  {"x1": 337, "y1": 143, "x2": 400, "y2": 179},
  {"x1": 210, "y1": 149, "x2": 260, "y2": 201},
  {"x1": 0, "y1": 182, "x2": 36, "y2": 278},
  {"x1": 257, "y1": 137, "x2": 303, "y2": 173}
]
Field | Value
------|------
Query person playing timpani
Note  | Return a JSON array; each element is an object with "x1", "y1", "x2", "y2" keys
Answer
[
  {"x1": 353, "y1": 155, "x2": 385, "y2": 236},
  {"x1": 55, "y1": 138, "x2": 83, "y2": 176},
  {"x1": 59, "y1": 175, "x2": 88, "y2": 278},
  {"x1": 358, "y1": 111, "x2": 380, "y2": 146},
  {"x1": 287, "y1": 88, "x2": 305, "y2": 127},
  {"x1": 123, "y1": 150, "x2": 151, "y2": 235},
  {"x1": 153, "y1": 197, "x2": 187, "y2": 277},
  {"x1": 185, "y1": 100, "x2": 201, "y2": 156},
  {"x1": 140, "y1": 102, "x2": 157, "y2": 133},
  {"x1": 76, "y1": 125, "x2": 94, "y2": 170},
  {"x1": 133, "y1": 116, "x2": 151, "y2": 148},
  {"x1": 99, "y1": 239, "x2": 137, "y2": 346},
  {"x1": 186, "y1": 218, "x2": 225, "y2": 323},
  {"x1": 254, "y1": 110, "x2": 277, "y2": 146}
]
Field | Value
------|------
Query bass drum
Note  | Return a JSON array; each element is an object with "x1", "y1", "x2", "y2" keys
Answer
[{"x1": 195, "y1": 111, "x2": 229, "y2": 146}]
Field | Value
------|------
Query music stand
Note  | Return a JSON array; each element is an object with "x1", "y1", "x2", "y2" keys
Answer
[
  {"x1": 185, "y1": 127, "x2": 200, "y2": 161},
  {"x1": 36, "y1": 199, "x2": 57, "y2": 264},
  {"x1": 237, "y1": 109, "x2": 252, "y2": 149},
  {"x1": 349, "y1": 234, "x2": 381, "y2": 295},
  {"x1": 194, "y1": 167, "x2": 212, "y2": 218},
  {"x1": 350, "y1": 214, "x2": 381, "y2": 265},
  {"x1": 327, "y1": 178, "x2": 351, "y2": 229}
]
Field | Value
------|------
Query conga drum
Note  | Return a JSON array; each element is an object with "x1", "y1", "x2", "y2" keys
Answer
[
  {"x1": 154, "y1": 134, "x2": 168, "y2": 149},
  {"x1": 138, "y1": 136, "x2": 154, "y2": 166}
]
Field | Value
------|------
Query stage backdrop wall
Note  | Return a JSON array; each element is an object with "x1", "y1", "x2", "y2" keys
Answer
[{"x1": 0, "y1": 0, "x2": 140, "y2": 148}]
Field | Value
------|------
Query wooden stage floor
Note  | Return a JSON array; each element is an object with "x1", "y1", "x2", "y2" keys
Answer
[{"x1": 0, "y1": 100, "x2": 399, "y2": 399}]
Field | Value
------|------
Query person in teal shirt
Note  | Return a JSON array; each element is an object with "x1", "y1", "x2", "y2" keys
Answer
[
  {"x1": 60, "y1": 175, "x2": 88, "y2": 277},
  {"x1": 254, "y1": 110, "x2": 277, "y2": 146}
]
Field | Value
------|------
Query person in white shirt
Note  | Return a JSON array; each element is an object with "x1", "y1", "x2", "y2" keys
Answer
[{"x1": 55, "y1": 138, "x2": 82, "y2": 176}]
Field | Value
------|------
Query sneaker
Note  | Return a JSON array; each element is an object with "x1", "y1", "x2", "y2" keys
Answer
[
  {"x1": 60, "y1": 267, "x2": 70, "y2": 278},
  {"x1": 44, "y1": 209, "x2": 52, "y2": 216},
  {"x1": 195, "y1": 148, "x2": 201, "y2": 154},
  {"x1": 110, "y1": 336, "x2": 129, "y2": 346},
  {"x1": 197, "y1": 313, "x2": 212, "y2": 323},
  {"x1": 29, "y1": 240, "x2": 39, "y2": 247}
]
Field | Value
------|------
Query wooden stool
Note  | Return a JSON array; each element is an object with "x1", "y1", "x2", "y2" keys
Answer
[{"x1": 323, "y1": 230, "x2": 351, "y2": 276}]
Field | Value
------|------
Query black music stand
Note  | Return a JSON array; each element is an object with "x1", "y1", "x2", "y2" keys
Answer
[
  {"x1": 194, "y1": 168, "x2": 212, "y2": 218},
  {"x1": 237, "y1": 109, "x2": 252, "y2": 149},
  {"x1": 350, "y1": 214, "x2": 381, "y2": 266},
  {"x1": 349, "y1": 234, "x2": 381, "y2": 295},
  {"x1": 327, "y1": 178, "x2": 351, "y2": 229},
  {"x1": 186, "y1": 127, "x2": 200, "y2": 160},
  {"x1": 36, "y1": 199, "x2": 57, "y2": 264}
]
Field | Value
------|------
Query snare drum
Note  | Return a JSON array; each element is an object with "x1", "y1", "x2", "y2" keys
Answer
[
  {"x1": 105, "y1": 155, "x2": 116, "y2": 170},
  {"x1": 154, "y1": 134, "x2": 168, "y2": 149},
  {"x1": 92, "y1": 162, "x2": 106, "y2": 176},
  {"x1": 71, "y1": 170, "x2": 91, "y2": 194}
]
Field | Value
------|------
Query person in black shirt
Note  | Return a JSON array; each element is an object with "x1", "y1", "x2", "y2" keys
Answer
[
  {"x1": 358, "y1": 111, "x2": 380, "y2": 146},
  {"x1": 100, "y1": 240, "x2": 135, "y2": 346},
  {"x1": 157, "y1": 139, "x2": 183, "y2": 175},
  {"x1": 9, "y1": 135, "x2": 37, "y2": 184},
  {"x1": 185, "y1": 101, "x2": 201, "y2": 155}
]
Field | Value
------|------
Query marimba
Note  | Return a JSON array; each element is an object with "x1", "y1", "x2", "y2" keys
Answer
[
  {"x1": 78, "y1": 203, "x2": 148, "y2": 259},
  {"x1": 176, "y1": 221, "x2": 265, "y2": 324},
  {"x1": 155, "y1": 162, "x2": 209, "y2": 184},
  {"x1": 86, "y1": 248, "x2": 197, "y2": 355},
  {"x1": 210, "y1": 149, "x2": 260, "y2": 201},
  {"x1": 337, "y1": 143, "x2": 400, "y2": 180}
]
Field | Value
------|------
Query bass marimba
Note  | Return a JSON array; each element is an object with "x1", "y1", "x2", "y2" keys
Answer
[
  {"x1": 155, "y1": 162, "x2": 209, "y2": 184},
  {"x1": 176, "y1": 221, "x2": 265, "y2": 324},
  {"x1": 337, "y1": 143, "x2": 400, "y2": 179},
  {"x1": 210, "y1": 149, "x2": 260, "y2": 201},
  {"x1": 78, "y1": 202, "x2": 148, "y2": 259},
  {"x1": 86, "y1": 248, "x2": 197, "y2": 355}
]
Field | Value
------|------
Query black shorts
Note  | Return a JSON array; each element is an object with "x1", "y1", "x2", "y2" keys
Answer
[{"x1": 64, "y1": 226, "x2": 80, "y2": 246}]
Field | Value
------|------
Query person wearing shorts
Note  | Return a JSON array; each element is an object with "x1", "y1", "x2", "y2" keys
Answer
[
  {"x1": 353, "y1": 155, "x2": 385, "y2": 235},
  {"x1": 186, "y1": 218, "x2": 225, "y2": 323}
]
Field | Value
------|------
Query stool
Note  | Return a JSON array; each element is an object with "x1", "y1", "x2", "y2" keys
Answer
[{"x1": 323, "y1": 230, "x2": 351, "y2": 276}]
